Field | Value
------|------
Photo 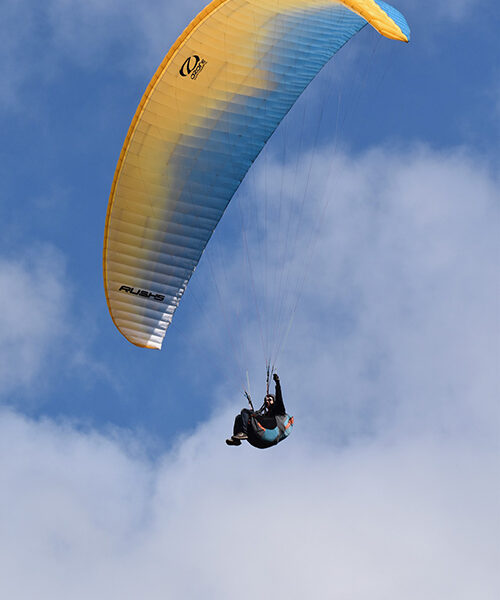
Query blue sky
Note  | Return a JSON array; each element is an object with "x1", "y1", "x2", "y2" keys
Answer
[{"x1": 1, "y1": 1, "x2": 499, "y2": 598}]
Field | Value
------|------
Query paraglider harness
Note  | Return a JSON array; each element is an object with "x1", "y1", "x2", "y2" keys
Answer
[{"x1": 243, "y1": 370, "x2": 294, "y2": 450}]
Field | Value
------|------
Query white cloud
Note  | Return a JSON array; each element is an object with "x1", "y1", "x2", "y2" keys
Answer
[
  {"x1": 44, "y1": 0, "x2": 201, "y2": 66},
  {"x1": 193, "y1": 143, "x2": 500, "y2": 446},
  {"x1": 0, "y1": 404, "x2": 498, "y2": 599},
  {"x1": 0, "y1": 245, "x2": 115, "y2": 400},
  {"x1": 0, "y1": 246, "x2": 69, "y2": 394},
  {"x1": 0, "y1": 0, "x2": 205, "y2": 109},
  {"x1": 0, "y1": 142, "x2": 488, "y2": 599},
  {"x1": 0, "y1": 0, "x2": 482, "y2": 110},
  {"x1": 1, "y1": 32, "x2": 498, "y2": 589}
]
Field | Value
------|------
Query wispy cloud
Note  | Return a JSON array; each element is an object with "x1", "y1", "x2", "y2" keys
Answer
[
  {"x1": 0, "y1": 245, "x2": 116, "y2": 401},
  {"x1": 0, "y1": 405, "x2": 497, "y2": 599},
  {"x1": 0, "y1": 246, "x2": 69, "y2": 394},
  {"x1": 190, "y1": 143, "x2": 499, "y2": 447},
  {"x1": 1, "y1": 140, "x2": 498, "y2": 598},
  {"x1": 0, "y1": 0, "x2": 480, "y2": 110},
  {"x1": 0, "y1": 0, "x2": 205, "y2": 110},
  {"x1": 0, "y1": 2, "x2": 497, "y2": 596}
]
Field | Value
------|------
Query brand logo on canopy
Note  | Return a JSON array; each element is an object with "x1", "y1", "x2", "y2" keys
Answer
[{"x1": 179, "y1": 55, "x2": 207, "y2": 80}]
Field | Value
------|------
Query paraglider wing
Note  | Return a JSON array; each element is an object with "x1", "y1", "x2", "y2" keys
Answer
[{"x1": 103, "y1": 0, "x2": 410, "y2": 349}]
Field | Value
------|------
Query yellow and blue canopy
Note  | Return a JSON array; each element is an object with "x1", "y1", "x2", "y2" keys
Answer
[{"x1": 103, "y1": 0, "x2": 410, "y2": 349}]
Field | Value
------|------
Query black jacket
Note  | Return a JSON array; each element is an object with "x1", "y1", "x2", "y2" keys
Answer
[{"x1": 254, "y1": 379, "x2": 286, "y2": 429}]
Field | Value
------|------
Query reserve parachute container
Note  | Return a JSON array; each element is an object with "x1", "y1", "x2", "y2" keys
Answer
[{"x1": 103, "y1": 0, "x2": 410, "y2": 349}]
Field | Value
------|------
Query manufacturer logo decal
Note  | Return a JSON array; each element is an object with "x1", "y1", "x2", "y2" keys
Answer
[
  {"x1": 119, "y1": 285, "x2": 165, "y2": 303},
  {"x1": 179, "y1": 55, "x2": 207, "y2": 80}
]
